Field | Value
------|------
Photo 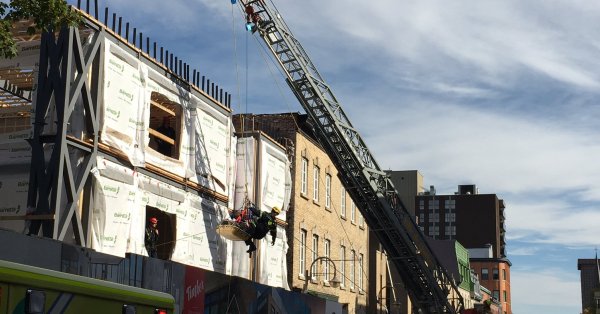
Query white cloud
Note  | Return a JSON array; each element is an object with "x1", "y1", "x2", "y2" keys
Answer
[
  {"x1": 511, "y1": 268, "x2": 580, "y2": 308},
  {"x1": 508, "y1": 246, "x2": 539, "y2": 256}
]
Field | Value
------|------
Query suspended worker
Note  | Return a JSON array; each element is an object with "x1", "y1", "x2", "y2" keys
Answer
[
  {"x1": 244, "y1": 205, "x2": 281, "y2": 255},
  {"x1": 245, "y1": 4, "x2": 260, "y2": 33},
  {"x1": 145, "y1": 217, "x2": 160, "y2": 258}
]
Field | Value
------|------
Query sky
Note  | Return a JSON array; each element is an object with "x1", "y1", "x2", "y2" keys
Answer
[{"x1": 80, "y1": 1, "x2": 600, "y2": 313}]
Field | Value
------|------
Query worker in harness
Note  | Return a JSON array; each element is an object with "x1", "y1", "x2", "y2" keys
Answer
[{"x1": 244, "y1": 205, "x2": 281, "y2": 256}]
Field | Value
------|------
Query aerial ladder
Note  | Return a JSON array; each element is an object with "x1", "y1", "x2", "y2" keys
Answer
[{"x1": 237, "y1": 1, "x2": 465, "y2": 313}]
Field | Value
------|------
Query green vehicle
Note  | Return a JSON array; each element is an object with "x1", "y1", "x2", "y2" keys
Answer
[{"x1": 0, "y1": 259, "x2": 174, "y2": 314}]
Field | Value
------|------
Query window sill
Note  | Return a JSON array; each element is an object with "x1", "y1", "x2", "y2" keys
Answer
[
  {"x1": 300, "y1": 193, "x2": 309, "y2": 200},
  {"x1": 325, "y1": 206, "x2": 331, "y2": 212},
  {"x1": 312, "y1": 200, "x2": 320, "y2": 206}
]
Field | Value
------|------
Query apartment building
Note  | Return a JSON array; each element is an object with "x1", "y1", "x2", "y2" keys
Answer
[{"x1": 415, "y1": 184, "x2": 512, "y2": 314}]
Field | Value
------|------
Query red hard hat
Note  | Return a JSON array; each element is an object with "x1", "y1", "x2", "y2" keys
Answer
[{"x1": 150, "y1": 217, "x2": 158, "y2": 224}]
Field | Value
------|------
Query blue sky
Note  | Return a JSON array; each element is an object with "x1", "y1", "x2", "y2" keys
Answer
[{"x1": 82, "y1": 1, "x2": 600, "y2": 313}]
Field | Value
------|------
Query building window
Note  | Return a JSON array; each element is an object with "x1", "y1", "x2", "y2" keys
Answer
[
  {"x1": 428, "y1": 224, "x2": 439, "y2": 237},
  {"x1": 324, "y1": 239, "x2": 331, "y2": 281},
  {"x1": 301, "y1": 158, "x2": 308, "y2": 195},
  {"x1": 481, "y1": 268, "x2": 489, "y2": 280},
  {"x1": 358, "y1": 253, "x2": 364, "y2": 292},
  {"x1": 431, "y1": 212, "x2": 440, "y2": 222},
  {"x1": 340, "y1": 245, "x2": 346, "y2": 287},
  {"x1": 502, "y1": 269, "x2": 506, "y2": 280},
  {"x1": 503, "y1": 290, "x2": 507, "y2": 302},
  {"x1": 493, "y1": 290, "x2": 500, "y2": 301},
  {"x1": 351, "y1": 201, "x2": 356, "y2": 223},
  {"x1": 149, "y1": 92, "x2": 182, "y2": 159},
  {"x1": 300, "y1": 230, "x2": 306, "y2": 276},
  {"x1": 340, "y1": 188, "x2": 346, "y2": 218},
  {"x1": 311, "y1": 235, "x2": 319, "y2": 280},
  {"x1": 350, "y1": 250, "x2": 355, "y2": 289},
  {"x1": 359, "y1": 213, "x2": 364, "y2": 228},
  {"x1": 493, "y1": 268, "x2": 499, "y2": 280},
  {"x1": 325, "y1": 174, "x2": 331, "y2": 208},
  {"x1": 313, "y1": 166, "x2": 320, "y2": 202},
  {"x1": 444, "y1": 224, "x2": 456, "y2": 237}
]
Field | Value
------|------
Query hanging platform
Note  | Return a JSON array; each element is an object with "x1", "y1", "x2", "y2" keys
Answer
[{"x1": 217, "y1": 220, "x2": 251, "y2": 241}]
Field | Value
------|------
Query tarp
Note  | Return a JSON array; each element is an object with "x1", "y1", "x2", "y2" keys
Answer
[
  {"x1": 90, "y1": 159, "x2": 137, "y2": 257},
  {"x1": 0, "y1": 129, "x2": 32, "y2": 165},
  {"x1": 100, "y1": 39, "x2": 146, "y2": 166},
  {"x1": 172, "y1": 193, "x2": 229, "y2": 273},
  {"x1": 143, "y1": 67, "x2": 192, "y2": 178},
  {"x1": 226, "y1": 136, "x2": 256, "y2": 279},
  {"x1": 256, "y1": 224, "x2": 290, "y2": 289},
  {"x1": 259, "y1": 138, "x2": 290, "y2": 221},
  {"x1": 0, "y1": 41, "x2": 39, "y2": 70},
  {"x1": 89, "y1": 155, "x2": 236, "y2": 273},
  {"x1": 99, "y1": 39, "x2": 233, "y2": 194},
  {"x1": 190, "y1": 94, "x2": 231, "y2": 195},
  {"x1": 0, "y1": 166, "x2": 30, "y2": 232}
]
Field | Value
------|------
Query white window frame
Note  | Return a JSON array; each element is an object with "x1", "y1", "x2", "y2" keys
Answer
[
  {"x1": 340, "y1": 188, "x2": 346, "y2": 218},
  {"x1": 358, "y1": 253, "x2": 364, "y2": 291},
  {"x1": 350, "y1": 250, "x2": 355, "y2": 289},
  {"x1": 311, "y1": 235, "x2": 319, "y2": 280},
  {"x1": 340, "y1": 245, "x2": 346, "y2": 286},
  {"x1": 325, "y1": 174, "x2": 331, "y2": 208},
  {"x1": 313, "y1": 166, "x2": 320, "y2": 202},
  {"x1": 301, "y1": 158, "x2": 308, "y2": 195},
  {"x1": 351, "y1": 201, "x2": 356, "y2": 223},
  {"x1": 324, "y1": 239, "x2": 331, "y2": 281},
  {"x1": 300, "y1": 229, "x2": 307, "y2": 276}
]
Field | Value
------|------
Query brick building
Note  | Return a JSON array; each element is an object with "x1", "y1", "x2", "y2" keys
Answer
[{"x1": 234, "y1": 113, "x2": 369, "y2": 313}]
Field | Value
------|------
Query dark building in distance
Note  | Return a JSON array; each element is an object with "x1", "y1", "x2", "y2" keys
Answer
[
  {"x1": 415, "y1": 184, "x2": 512, "y2": 314},
  {"x1": 577, "y1": 255, "x2": 600, "y2": 313}
]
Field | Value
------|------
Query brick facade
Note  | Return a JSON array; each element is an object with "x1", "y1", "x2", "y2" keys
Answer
[{"x1": 234, "y1": 113, "x2": 370, "y2": 313}]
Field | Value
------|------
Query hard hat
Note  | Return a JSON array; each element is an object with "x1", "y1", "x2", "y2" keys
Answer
[
  {"x1": 272, "y1": 206, "x2": 281, "y2": 214},
  {"x1": 150, "y1": 217, "x2": 158, "y2": 224}
]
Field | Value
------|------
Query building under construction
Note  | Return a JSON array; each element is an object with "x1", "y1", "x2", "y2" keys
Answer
[{"x1": 0, "y1": 1, "x2": 499, "y2": 313}]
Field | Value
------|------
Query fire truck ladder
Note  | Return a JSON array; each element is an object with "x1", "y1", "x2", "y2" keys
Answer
[{"x1": 238, "y1": 1, "x2": 464, "y2": 313}]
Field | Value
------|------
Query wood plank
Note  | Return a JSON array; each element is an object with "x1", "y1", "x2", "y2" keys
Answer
[
  {"x1": 150, "y1": 99, "x2": 176, "y2": 116},
  {"x1": 0, "y1": 214, "x2": 54, "y2": 221},
  {"x1": 148, "y1": 128, "x2": 175, "y2": 145}
]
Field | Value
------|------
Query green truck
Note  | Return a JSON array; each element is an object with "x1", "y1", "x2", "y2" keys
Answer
[{"x1": 0, "y1": 259, "x2": 175, "y2": 313}]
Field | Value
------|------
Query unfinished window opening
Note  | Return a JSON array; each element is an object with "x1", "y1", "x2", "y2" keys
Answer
[
  {"x1": 148, "y1": 92, "x2": 182, "y2": 159},
  {"x1": 145, "y1": 206, "x2": 176, "y2": 260}
]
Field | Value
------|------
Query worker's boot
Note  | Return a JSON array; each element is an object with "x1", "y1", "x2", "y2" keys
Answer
[{"x1": 246, "y1": 242, "x2": 256, "y2": 254}]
